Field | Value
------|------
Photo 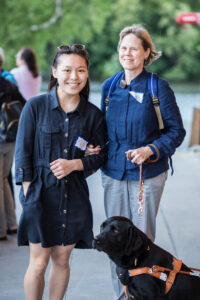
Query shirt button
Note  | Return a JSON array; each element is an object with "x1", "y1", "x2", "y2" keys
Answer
[
  {"x1": 64, "y1": 149, "x2": 68, "y2": 153},
  {"x1": 64, "y1": 194, "x2": 67, "y2": 198},
  {"x1": 62, "y1": 224, "x2": 66, "y2": 228},
  {"x1": 65, "y1": 118, "x2": 69, "y2": 122},
  {"x1": 65, "y1": 133, "x2": 68, "y2": 138},
  {"x1": 65, "y1": 179, "x2": 68, "y2": 183},
  {"x1": 63, "y1": 209, "x2": 67, "y2": 214}
]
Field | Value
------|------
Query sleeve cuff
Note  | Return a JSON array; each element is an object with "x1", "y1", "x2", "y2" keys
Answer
[
  {"x1": 15, "y1": 167, "x2": 33, "y2": 185},
  {"x1": 146, "y1": 144, "x2": 160, "y2": 163}
]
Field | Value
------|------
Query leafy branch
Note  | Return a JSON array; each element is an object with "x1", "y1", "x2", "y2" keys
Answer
[{"x1": 30, "y1": 0, "x2": 62, "y2": 31}]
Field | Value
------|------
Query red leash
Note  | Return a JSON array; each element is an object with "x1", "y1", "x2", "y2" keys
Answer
[{"x1": 137, "y1": 144, "x2": 160, "y2": 215}]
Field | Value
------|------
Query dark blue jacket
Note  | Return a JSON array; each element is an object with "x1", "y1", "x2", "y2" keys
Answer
[{"x1": 101, "y1": 69, "x2": 186, "y2": 180}]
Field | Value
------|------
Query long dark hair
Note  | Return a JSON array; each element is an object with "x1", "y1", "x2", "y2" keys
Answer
[
  {"x1": 20, "y1": 47, "x2": 40, "y2": 77},
  {"x1": 48, "y1": 44, "x2": 90, "y2": 101}
]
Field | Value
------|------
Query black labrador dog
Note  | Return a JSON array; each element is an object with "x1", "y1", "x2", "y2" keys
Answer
[{"x1": 93, "y1": 216, "x2": 200, "y2": 300}]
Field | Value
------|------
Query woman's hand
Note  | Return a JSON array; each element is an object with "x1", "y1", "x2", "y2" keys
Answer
[
  {"x1": 50, "y1": 158, "x2": 83, "y2": 179},
  {"x1": 85, "y1": 144, "x2": 101, "y2": 156},
  {"x1": 22, "y1": 181, "x2": 31, "y2": 197},
  {"x1": 125, "y1": 146, "x2": 153, "y2": 165}
]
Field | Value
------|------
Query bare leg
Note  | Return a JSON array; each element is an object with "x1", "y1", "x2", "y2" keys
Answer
[
  {"x1": 24, "y1": 243, "x2": 51, "y2": 300},
  {"x1": 48, "y1": 244, "x2": 75, "y2": 300}
]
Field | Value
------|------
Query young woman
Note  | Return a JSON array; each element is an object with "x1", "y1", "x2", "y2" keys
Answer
[
  {"x1": 15, "y1": 44, "x2": 106, "y2": 300},
  {"x1": 87, "y1": 24, "x2": 185, "y2": 300},
  {"x1": 11, "y1": 46, "x2": 42, "y2": 100}
]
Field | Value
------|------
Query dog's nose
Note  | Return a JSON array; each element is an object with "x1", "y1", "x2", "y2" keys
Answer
[
  {"x1": 92, "y1": 236, "x2": 101, "y2": 249},
  {"x1": 94, "y1": 236, "x2": 101, "y2": 243}
]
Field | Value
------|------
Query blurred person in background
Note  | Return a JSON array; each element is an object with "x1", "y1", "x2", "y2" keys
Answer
[
  {"x1": 0, "y1": 75, "x2": 25, "y2": 241},
  {"x1": 0, "y1": 47, "x2": 20, "y2": 205},
  {"x1": 11, "y1": 46, "x2": 42, "y2": 100},
  {"x1": 0, "y1": 47, "x2": 16, "y2": 84}
]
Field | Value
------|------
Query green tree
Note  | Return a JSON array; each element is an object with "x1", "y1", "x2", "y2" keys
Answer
[{"x1": 1, "y1": 0, "x2": 200, "y2": 82}]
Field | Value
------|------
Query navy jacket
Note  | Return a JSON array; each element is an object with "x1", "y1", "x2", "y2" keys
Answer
[{"x1": 101, "y1": 69, "x2": 186, "y2": 180}]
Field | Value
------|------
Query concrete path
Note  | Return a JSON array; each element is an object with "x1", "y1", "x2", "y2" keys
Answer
[{"x1": 0, "y1": 151, "x2": 200, "y2": 300}]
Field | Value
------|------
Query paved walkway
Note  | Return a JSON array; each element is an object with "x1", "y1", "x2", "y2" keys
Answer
[{"x1": 0, "y1": 151, "x2": 200, "y2": 300}]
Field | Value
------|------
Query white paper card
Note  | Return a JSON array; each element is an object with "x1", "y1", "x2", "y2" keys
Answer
[
  {"x1": 75, "y1": 136, "x2": 88, "y2": 151},
  {"x1": 129, "y1": 91, "x2": 144, "y2": 103}
]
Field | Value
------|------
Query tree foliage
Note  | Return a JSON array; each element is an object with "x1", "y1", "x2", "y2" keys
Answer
[{"x1": 1, "y1": 0, "x2": 200, "y2": 81}]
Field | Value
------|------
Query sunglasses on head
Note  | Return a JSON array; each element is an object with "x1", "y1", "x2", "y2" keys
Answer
[{"x1": 57, "y1": 44, "x2": 86, "y2": 51}]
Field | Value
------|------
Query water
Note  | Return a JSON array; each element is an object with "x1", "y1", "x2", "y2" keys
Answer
[{"x1": 89, "y1": 82, "x2": 200, "y2": 152}]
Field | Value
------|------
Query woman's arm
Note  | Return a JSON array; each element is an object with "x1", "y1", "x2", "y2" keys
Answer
[
  {"x1": 80, "y1": 111, "x2": 107, "y2": 174},
  {"x1": 15, "y1": 100, "x2": 35, "y2": 185},
  {"x1": 152, "y1": 80, "x2": 186, "y2": 158},
  {"x1": 50, "y1": 159, "x2": 83, "y2": 179}
]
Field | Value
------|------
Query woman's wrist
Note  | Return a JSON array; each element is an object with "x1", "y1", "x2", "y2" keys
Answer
[
  {"x1": 22, "y1": 181, "x2": 31, "y2": 196},
  {"x1": 73, "y1": 159, "x2": 84, "y2": 171},
  {"x1": 145, "y1": 146, "x2": 154, "y2": 156}
]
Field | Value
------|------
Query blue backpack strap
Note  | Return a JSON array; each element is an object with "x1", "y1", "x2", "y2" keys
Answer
[
  {"x1": 147, "y1": 72, "x2": 158, "y2": 98},
  {"x1": 148, "y1": 73, "x2": 175, "y2": 173},
  {"x1": 147, "y1": 72, "x2": 164, "y2": 130},
  {"x1": 103, "y1": 72, "x2": 124, "y2": 114}
]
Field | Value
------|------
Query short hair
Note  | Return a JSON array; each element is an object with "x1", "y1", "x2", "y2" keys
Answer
[
  {"x1": 118, "y1": 24, "x2": 161, "y2": 66},
  {"x1": 0, "y1": 48, "x2": 5, "y2": 68}
]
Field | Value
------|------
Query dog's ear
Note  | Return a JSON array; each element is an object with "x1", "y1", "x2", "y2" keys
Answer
[
  {"x1": 125, "y1": 226, "x2": 145, "y2": 256},
  {"x1": 125, "y1": 226, "x2": 135, "y2": 256}
]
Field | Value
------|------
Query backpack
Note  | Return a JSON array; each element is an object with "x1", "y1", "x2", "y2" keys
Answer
[
  {"x1": 0, "y1": 94, "x2": 23, "y2": 143},
  {"x1": 103, "y1": 71, "x2": 164, "y2": 130}
]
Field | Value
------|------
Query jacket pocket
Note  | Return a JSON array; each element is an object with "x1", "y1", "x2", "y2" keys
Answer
[
  {"x1": 40, "y1": 125, "x2": 61, "y2": 158},
  {"x1": 20, "y1": 171, "x2": 40, "y2": 206}
]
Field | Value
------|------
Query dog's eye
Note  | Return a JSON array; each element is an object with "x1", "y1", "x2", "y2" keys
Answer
[{"x1": 110, "y1": 225, "x2": 119, "y2": 233}]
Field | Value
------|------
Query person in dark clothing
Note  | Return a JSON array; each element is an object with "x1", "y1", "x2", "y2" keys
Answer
[
  {"x1": 0, "y1": 47, "x2": 19, "y2": 201},
  {"x1": 15, "y1": 44, "x2": 107, "y2": 300},
  {"x1": 0, "y1": 76, "x2": 26, "y2": 103},
  {"x1": 0, "y1": 77, "x2": 25, "y2": 241}
]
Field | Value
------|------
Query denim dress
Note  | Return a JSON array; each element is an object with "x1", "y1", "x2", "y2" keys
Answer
[{"x1": 15, "y1": 88, "x2": 107, "y2": 248}]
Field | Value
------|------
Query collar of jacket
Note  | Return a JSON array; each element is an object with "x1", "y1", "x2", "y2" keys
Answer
[
  {"x1": 118, "y1": 69, "x2": 148, "y2": 91},
  {"x1": 49, "y1": 86, "x2": 87, "y2": 116}
]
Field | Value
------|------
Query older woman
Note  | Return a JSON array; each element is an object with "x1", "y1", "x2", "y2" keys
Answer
[{"x1": 88, "y1": 24, "x2": 185, "y2": 300}]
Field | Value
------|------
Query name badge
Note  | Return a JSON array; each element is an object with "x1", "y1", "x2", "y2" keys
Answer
[
  {"x1": 129, "y1": 91, "x2": 144, "y2": 103},
  {"x1": 75, "y1": 136, "x2": 88, "y2": 151}
]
